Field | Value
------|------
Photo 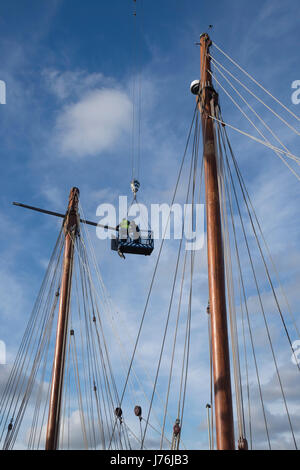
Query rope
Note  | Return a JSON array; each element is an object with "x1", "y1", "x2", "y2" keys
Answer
[
  {"x1": 211, "y1": 60, "x2": 300, "y2": 165},
  {"x1": 213, "y1": 106, "x2": 246, "y2": 440},
  {"x1": 219, "y1": 118, "x2": 298, "y2": 448},
  {"x1": 158, "y1": 113, "x2": 200, "y2": 449},
  {"x1": 221, "y1": 121, "x2": 300, "y2": 372},
  {"x1": 209, "y1": 54, "x2": 300, "y2": 138},
  {"x1": 80, "y1": 202, "x2": 179, "y2": 442},
  {"x1": 108, "y1": 103, "x2": 198, "y2": 449},
  {"x1": 212, "y1": 41, "x2": 300, "y2": 124},
  {"x1": 79, "y1": 203, "x2": 181, "y2": 447},
  {"x1": 0, "y1": 229, "x2": 64, "y2": 449},
  {"x1": 208, "y1": 71, "x2": 300, "y2": 181},
  {"x1": 222, "y1": 127, "x2": 300, "y2": 340}
]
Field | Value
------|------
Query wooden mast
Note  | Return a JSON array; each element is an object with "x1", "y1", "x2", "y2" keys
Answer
[
  {"x1": 45, "y1": 187, "x2": 80, "y2": 450},
  {"x1": 199, "y1": 33, "x2": 235, "y2": 450}
]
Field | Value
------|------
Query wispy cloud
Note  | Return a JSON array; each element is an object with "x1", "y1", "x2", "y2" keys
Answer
[{"x1": 54, "y1": 87, "x2": 132, "y2": 158}]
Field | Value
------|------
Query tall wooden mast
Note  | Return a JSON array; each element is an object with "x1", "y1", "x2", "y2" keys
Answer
[
  {"x1": 199, "y1": 33, "x2": 235, "y2": 450},
  {"x1": 45, "y1": 187, "x2": 80, "y2": 450}
]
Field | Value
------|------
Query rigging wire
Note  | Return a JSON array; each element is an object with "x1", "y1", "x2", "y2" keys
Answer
[
  {"x1": 216, "y1": 122, "x2": 271, "y2": 449},
  {"x1": 208, "y1": 114, "x2": 300, "y2": 168},
  {"x1": 157, "y1": 111, "x2": 201, "y2": 450},
  {"x1": 208, "y1": 70, "x2": 300, "y2": 181},
  {"x1": 78, "y1": 201, "x2": 181, "y2": 447},
  {"x1": 1, "y1": 219, "x2": 151, "y2": 450},
  {"x1": 0, "y1": 229, "x2": 64, "y2": 449},
  {"x1": 211, "y1": 60, "x2": 300, "y2": 166},
  {"x1": 220, "y1": 117, "x2": 300, "y2": 372},
  {"x1": 108, "y1": 103, "x2": 199, "y2": 449},
  {"x1": 206, "y1": 304, "x2": 214, "y2": 449},
  {"x1": 221, "y1": 126, "x2": 300, "y2": 340},
  {"x1": 217, "y1": 111, "x2": 298, "y2": 448},
  {"x1": 176, "y1": 113, "x2": 202, "y2": 450},
  {"x1": 3, "y1": 37, "x2": 300, "y2": 451},
  {"x1": 212, "y1": 104, "x2": 246, "y2": 442},
  {"x1": 212, "y1": 41, "x2": 300, "y2": 124},
  {"x1": 209, "y1": 54, "x2": 300, "y2": 138},
  {"x1": 238, "y1": 276, "x2": 253, "y2": 449}
]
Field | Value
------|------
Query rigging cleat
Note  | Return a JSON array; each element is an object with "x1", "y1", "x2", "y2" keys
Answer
[
  {"x1": 134, "y1": 405, "x2": 142, "y2": 421},
  {"x1": 173, "y1": 419, "x2": 181, "y2": 437},
  {"x1": 171, "y1": 418, "x2": 181, "y2": 450},
  {"x1": 238, "y1": 437, "x2": 248, "y2": 450},
  {"x1": 115, "y1": 407, "x2": 123, "y2": 423}
]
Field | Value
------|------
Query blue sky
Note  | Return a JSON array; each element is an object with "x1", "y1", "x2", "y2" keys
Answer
[{"x1": 0, "y1": 0, "x2": 300, "y2": 450}]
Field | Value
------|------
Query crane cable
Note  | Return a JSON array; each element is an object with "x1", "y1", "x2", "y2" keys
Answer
[{"x1": 131, "y1": 0, "x2": 143, "y2": 184}]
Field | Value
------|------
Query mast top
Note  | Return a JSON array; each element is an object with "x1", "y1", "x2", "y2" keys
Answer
[
  {"x1": 190, "y1": 34, "x2": 217, "y2": 101},
  {"x1": 69, "y1": 186, "x2": 80, "y2": 198},
  {"x1": 200, "y1": 32, "x2": 212, "y2": 46},
  {"x1": 65, "y1": 187, "x2": 80, "y2": 235}
]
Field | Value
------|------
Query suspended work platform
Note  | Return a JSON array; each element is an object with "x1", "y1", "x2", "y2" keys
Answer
[{"x1": 111, "y1": 230, "x2": 154, "y2": 256}]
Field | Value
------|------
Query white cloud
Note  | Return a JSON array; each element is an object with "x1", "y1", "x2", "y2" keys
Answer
[
  {"x1": 43, "y1": 69, "x2": 108, "y2": 100},
  {"x1": 55, "y1": 88, "x2": 132, "y2": 158}
]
